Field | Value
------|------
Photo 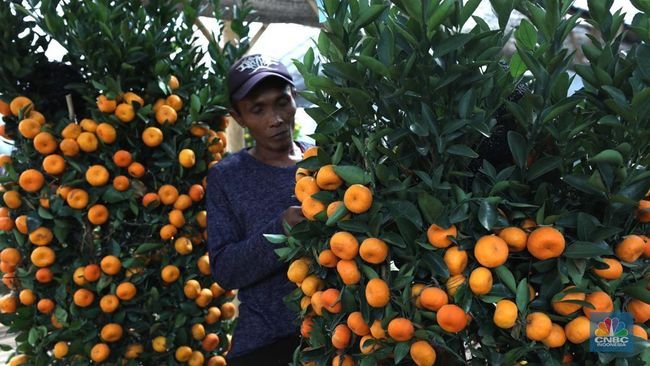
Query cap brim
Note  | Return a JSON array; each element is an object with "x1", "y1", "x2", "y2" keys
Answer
[{"x1": 231, "y1": 72, "x2": 294, "y2": 103}]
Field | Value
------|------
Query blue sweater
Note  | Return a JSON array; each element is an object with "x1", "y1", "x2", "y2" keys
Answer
[{"x1": 206, "y1": 145, "x2": 305, "y2": 359}]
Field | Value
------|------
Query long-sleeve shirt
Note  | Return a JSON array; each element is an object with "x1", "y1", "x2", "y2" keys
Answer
[{"x1": 206, "y1": 144, "x2": 306, "y2": 359}]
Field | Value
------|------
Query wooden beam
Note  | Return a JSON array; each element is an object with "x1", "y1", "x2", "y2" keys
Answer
[
  {"x1": 249, "y1": 23, "x2": 269, "y2": 49},
  {"x1": 201, "y1": 0, "x2": 320, "y2": 27}
]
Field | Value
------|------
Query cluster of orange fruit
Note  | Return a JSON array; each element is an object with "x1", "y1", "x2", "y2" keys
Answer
[
  {"x1": 0, "y1": 76, "x2": 234, "y2": 365},
  {"x1": 287, "y1": 148, "x2": 650, "y2": 366}
]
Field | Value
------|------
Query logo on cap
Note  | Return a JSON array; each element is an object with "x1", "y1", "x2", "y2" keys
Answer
[{"x1": 235, "y1": 55, "x2": 280, "y2": 74}]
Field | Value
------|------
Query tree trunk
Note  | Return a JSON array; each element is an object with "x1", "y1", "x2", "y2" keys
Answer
[{"x1": 202, "y1": 0, "x2": 320, "y2": 27}]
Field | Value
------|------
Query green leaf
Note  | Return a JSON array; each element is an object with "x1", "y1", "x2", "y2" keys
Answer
[
  {"x1": 507, "y1": 131, "x2": 527, "y2": 168},
  {"x1": 325, "y1": 203, "x2": 349, "y2": 227},
  {"x1": 516, "y1": 278, "x2": 529, "y2": 312},
  {"x1": 333, "y1": 165, "x2": 371, "y2": 185},
  {"x1": 509, "y1": 52, "x2": 526, "y2": 78},
  {"x1": 515, "y1": 19, "x2": 537, "y2": 50},
  {"x1": 356, "y1": 55, "x2": 390, "y2": 77},
  {"x1": 447, "y1": 144, "x2": 479, "y2": 158},
  {"x1": 622, "y1": 278, "x2": 650, "y2": 303},
  {"x1": 418, "y1": 193, "x2": 443, "y2": 224},
  {"x1": 527, "y1": 156, "x2": 562, "y2": 180},
  {"x1": 351, "y1": 4, "x2": 388, "y2": 31},
  {"x1": 494, "y1": 265, "x2": 517, "y2": 293},
  {"x1": 393, "y1": 341, "x2": 410, "y2": 363},
  {"x1": 263, "y1": 234, "x2": 287, "y2": 244},
  {"x1": 478, "y1": 200, "x2": 497, "y2": 231},
  {"x1": 490, "y1": 0, "x2": 515, "y2": 28},
  {"x1": 426, "y1": 0, "x2": 455, "y2": 38},
  {"x1": 134, "y1": 242, "x2": 163, "y2": 254}
]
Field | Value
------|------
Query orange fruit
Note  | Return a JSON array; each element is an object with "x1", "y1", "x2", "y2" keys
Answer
[
  {"x1": 526, "y1": 312, "x2": 553, "y2": 341},
  {"x1": 474, "y1": 235, "x2": 509, "y2": 268},
  {"x1": 359, "y1": 335, "x2": 379, "y2": 354},
  {"x1": 61, "y1": 122, "x2": 82, "y2": 139},
  {"x1": 301, "y1": 274, "x2": 324, "y2": 297},
  {"x1": 95, "y1": 122, "x2": 117, "y2": 144},
  {"x1": 35, "y1": 267, "x2": 54, "y2": 283},
  {"x1": 583, "y1": 291, "x2": 613, "y2": 318},
  {"x1": 36, "y1": 298, "x2": 55, "y2": 314},
  {"x1": 173, "y1": 194, "x2": 192, "y2": 210},
  {"x1": 112, "y1": 149, "x2": 133, "y2": 167},
  {"x1": 542, "y1": 323, "x2": 567, "y2": 348},
  {"x1": 42, "y1": 154, "x2": 66, "y2": 175},
  {"x1": 18, "y1": 169, "x2": 45, "y2": 193},
  {"x1": 90, "y1": 343, "x2": 110, "y2": 362},
  {"x1": 142, "y1": 126, "x2": 164, "y2": 147},
  {"x1": 359, "y1": 238, "x2": 388, "y2": 264},
  {"x1": 83, "y1": 264, "x2": 101, "y2": 282},
  {"x1": 552, "y1": 287, "x2": 585, "y2": 316},
  {"x1": 174, "y1": 236, "x2": 193, "y2": 255},
  {"x1": 18, "y1": 289, "x2": 36, "y2": 306},
  {"x1": 86, "y1": 165, "x2": 110, "y2": 186},
  {"x1": 637, "y1": 199, "x2": 650, "y2": 222},
  {"x1": 301, "y1": 316, "x2": 314, "y2": 338},
  {"x1": 80, "y1": 118, "x2": 98, "y2": 132},
  {"x1": 116, "y1": 282, "x2": 137, "y2": 300},
  {"x1": 220, "y1": 302, "x2": 237, "y2": 320},
  {"x1": 437, "y1": 304, "x2": 468, "y2": 333},
  {"x1": 346, "y1": 311, "x2": 370, "y2": 336},
  {"x1": 188, "y1": 184, "x2": 205, "y2": 202},
  {"x1": 302, "y1": 196, "x2": 326, "y2": 220},
  {"x1": 52, "y1": 341, "x2": 69, "y2": 359},
  {"x1": 161, "y1": 264, "x2": 181, "y2": 284},
  {"x1": 9, "y1": 96, "x2": 33, "y2": 116},
  {"x1": 0, "y1": 99, "x2": 10, "y2": 116},
  {"x1": 419, "y1": 287, "x2": 448, "y2": 311},
  {"x1": 370, "y1": 319, "x2": 386, "y2": 339},
  {"x1": 158, "y1": 184, "x2": 179, "y2": 205},
  {"x1": 526, "y1": 226, "x2": 565, "y2": 260},
  {"x1": 30, "y1": 246, "x2": 55, "y2": 267},
  {"x1": 287, "y1": 257, "x2": 311, "y2": 283},
  {"x1": 427, "y1": 224, "x2": 457, "y2": 248},
  {"x1": 4, "y1": 191, "x2": 23, "y2": 209},
  {"x1": 410, "y1": 340, "x2": 436, "y2": 366},
  {"x1": 326, "y1": 200, "x2": 350, "y2": 220},
  {"x1": 295, "y1": 167, "x2": 311, "y2": 182},
  {"x1": 29, "y1": 227, "x2": 53, "y2": 245},
  {"x1": 387, "y1": 317, "x2": 414, "y2": 341},
  {"x1": 18, "y1": 118, "x2": 41, "y2": 138},
  {"x1": 446, "y1": 274, "x2": 466, "y2": 296},
  {"x1": 468, "y1": 267, "x2": 493, "y2": 295},
  {"x1": 365, "y1": 278, "x2": 390, "y2": 308},
  {"x1": 444, "y1": 245, "x2": 468, "y2": 275},
  {"x1": 632, "y1": 324, "x2": 648, "y2": 340},
  {"x1": 115, "y1": 103, "x2": 135, "y2": 122},
  {"x1": 316, "y1": 164, "x2": 343, "y2": 190},
  {"x1": 318, "y1": 287, "x2": 341, "y2": 314},
  {"x1": 207, "y1": 355, "x2": 227, "y2": 366},
  {"x1": 155, "y1": 104, "x2": 177, "y2": 124},
  {"x1": 127, "y1": 161, "x2": 145, "y2": 178},
  {"x1": 143, "y1": 192, "x2": 160, "y2": 208},
  {"x1": 125, "y1": 344, "x2": 144, "y2": 359},
  {"x1": 295, "y1": 176, "x2": 320, "y2": 203},
  {"x1": 27, "y1": 110, "x2": 44, "y2": 124},
  {"x1": 329, "y1": 231, "x2": 359, "y2": 260},
  {"x1": 196, "y1": 254, "x2": 210, "y2": 275},
  {"x1": 112, "y1": 175, "x2": 130, "y2": 191},
  {"x1": 331, "y1": 324, "x2": 352, "y2": 349},
  {"x1": 627, "y1": 298, "x2": 650, "y2": 323},
  {"x1": 168, "y1": 75, "x2": 180, "y2": 90},
  {"x1": 73, "y1": 288, "x2": 95, "y2": 307},
  {"x1": 123, "y1": 91, "x2": 144, "y2": 106},
  {"x1": 191, "y1": 323, "x2": 206, "y2": 341},
  {"x1": 33, "y1": 131, "x2": 57, "y2": 154},
  {"x1": 59, "y1": 138, "x2": 80, "y2": 156},
  {"x1": 615, "y1": 235, "x2": 645, "y2": 263},
  {"x1": 565, "y1": 315, "x2": 591, "y2": 344},
  {"x1": 178, "y1": 148, "x2": 196, "y2": 168},
  {"x1": 1, "y1": 247, "x2": 22, "y2": 266},
  {"x1": 99, "y1": 294, "x2": 120, "y2": 313},
  {"x1": 168, "y1": 209, "x2": 186, "y2": 228},
  {"x1": 337, "y1": 259, "x2": 361, "y2": 285},
  {"x1": 498, "y1": 226, "x2": 528, "y2": 252},
  {"x1": 343, "y1": 184, "x2": 373, "y2": 214},
  {"x1": 303, "y1": 146, "x2": 318, "y2": 159},
  {"x1": 66, "y1": 188, "x2": 88, "y2": 209},
  {"x1": 592, "y1": 257, "x2": 623, "y2": 280},
  {"x1": 0, "y1": 216, "x2": 13, "y2": 231},
  {"x1": 493, "y1": 299, "x2": 518, "y2": 329},
  {"x1": 318, "y1": 249, "x2": 339, "y2": 268},
  {"x1": 100, "y1": 255, "x2": 122, "y2": 275},
  {"x1": 202, "y1": 333, "x2": 220, "y2": 352},
  {"x1": 76, "y1": 131, "x2": 98, "y2": 152},
  {"x1": 152, "y1": 336, "x2": 168, "y2": 352},
  {"x1": 331, "y1": 354, "x2": 354, "y2": 366},
  {"x1": 166, "y1": 94, "x2": 184, "y2": 111},
  {"x1": 96, "y1": 95, "x2": 117, "y2": 113}
]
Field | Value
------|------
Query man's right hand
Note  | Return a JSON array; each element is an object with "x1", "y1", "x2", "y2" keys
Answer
[{"x1": 282, "y1": 206, "x2": 305, "y2": 228}]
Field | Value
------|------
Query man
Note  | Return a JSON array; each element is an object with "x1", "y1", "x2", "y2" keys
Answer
[{"x1": 206, "y1": 54, "x2": 307, "y2": 365}]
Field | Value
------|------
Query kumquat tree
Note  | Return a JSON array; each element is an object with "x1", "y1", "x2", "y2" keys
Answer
[
  {"x1": 0, "y1": 0, "x2": 251, "y2": 364},
  {"x1": 276, "y1": 1, "x2": 650, "y2": 365}
]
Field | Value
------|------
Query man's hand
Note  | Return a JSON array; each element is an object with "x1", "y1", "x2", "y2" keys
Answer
[{"x1": 282, "y1": 206, "x2": 305, "y2": 228}]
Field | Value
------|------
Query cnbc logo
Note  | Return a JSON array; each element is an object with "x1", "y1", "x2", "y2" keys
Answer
[{"x1": 590, "y1": 312, "x2": 633, "y2": 353}]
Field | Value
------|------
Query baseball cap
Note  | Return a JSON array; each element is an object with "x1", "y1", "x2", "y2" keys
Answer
[{"x1": 227, "y1": 54, "x2": 294, "y2": 103}]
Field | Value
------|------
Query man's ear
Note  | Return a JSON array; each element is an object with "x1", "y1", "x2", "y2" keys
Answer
[{"x1": 229, "y1": 108, "x2": 246, "y2": 128}]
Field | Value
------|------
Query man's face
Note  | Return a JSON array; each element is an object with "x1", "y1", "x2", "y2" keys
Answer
[{"x1": 231, "y1": 78, "x2": 297, "y2": 153}]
